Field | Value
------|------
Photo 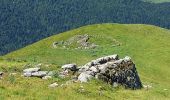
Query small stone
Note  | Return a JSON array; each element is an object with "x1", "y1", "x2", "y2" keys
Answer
[
  {"x1": 42, "y1": 76, "x2": 52, "y2": 80},
  {"x1": 48, "y1": 82, "x2": 59, "y2": 88},
  {"x1": 143, "y1": 84, "x2": 152, "y2": 89},
  {"x1": 113, "y1": 82, "x2": 119, "y2": 87}
]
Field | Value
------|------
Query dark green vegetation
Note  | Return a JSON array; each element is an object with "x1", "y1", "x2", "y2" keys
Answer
[
  {"x1": 143, "y1": 0, "x2": 170, "y2": 3},
  {"x1": 0, "y1": 0, "x2": 170, "y2": 55},
  {"x1": 0, "y1": 24, "x2": 170, "y2": 99}
]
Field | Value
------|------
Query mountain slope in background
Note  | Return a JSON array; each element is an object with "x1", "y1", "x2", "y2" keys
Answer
[
  {"x1": 0, "y1": 0, "x2": 170, "y2": 55},
  {"x1": 1, "y1": 24, "x2": 170, "y2": 99}
]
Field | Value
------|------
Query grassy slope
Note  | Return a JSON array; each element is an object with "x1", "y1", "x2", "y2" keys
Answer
[
  {"x1": 1, "y1": 23, "x2": 170, "y2": 99},
  {"x1": 143, "y1": 0, "x2": 170, "y2": 3}
]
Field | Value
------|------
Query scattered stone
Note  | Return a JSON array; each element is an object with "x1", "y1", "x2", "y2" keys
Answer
[
  {"x1": 143, "y1": 84, "x2": 152, "y2": 90},
  {"x1": 53, "y1": 34, "x2": 98, "y2": 49},
  {"x1": 23, "y1": 67, "x2": 54, "y2": 79},
  {"x1": 49, "y1": 82, "x2": 59, "y2": 88},
  {"x1": 23, "y1": 68, "x2": 40, "y2": 73},
  {"x1": 42, "y1": 76, "x2": 52, "y2": 80},
  {"x1": 31, "y1": 71, "x2": 48, "y2": 78},
  {"x1": 62, "y1": 64, "x2": 77, "y2": 71}
]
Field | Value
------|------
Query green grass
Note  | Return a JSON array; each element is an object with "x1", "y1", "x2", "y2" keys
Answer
[
  {"x1": 143, "y1": 0, "x2": 170, "y2": 3},
  {"x1": 0, "y1": 23, "x2": 170, "y2": 99}
]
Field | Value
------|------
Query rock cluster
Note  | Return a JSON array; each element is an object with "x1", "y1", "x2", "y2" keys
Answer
[
  {"x1": 23, "y1": 67, "x2": 52, "y2": 79},
  {"x1": 77, "y1": 54, "x2": 142, "y2": 89},
  {"x1": 53, "y1": 34, "x2": 98, "y2": 49}
]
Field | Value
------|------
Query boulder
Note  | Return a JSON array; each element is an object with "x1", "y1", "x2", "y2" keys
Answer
[
  {"x1": 62, "y1": 64, "x2": 77, "y2": 71},
  {"x1": 78, "y1": 72, "x2": 93, "y2": 83},
  {"x1": 23, "y1": 68, "x2": 40, "y2": 73}
]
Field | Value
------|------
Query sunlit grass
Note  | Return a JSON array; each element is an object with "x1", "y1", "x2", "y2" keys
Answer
[{"x1": 0, "y1": 23, "x2": 170, "y2": 99}]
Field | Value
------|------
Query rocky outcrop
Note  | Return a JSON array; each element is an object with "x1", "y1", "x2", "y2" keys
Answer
[
  {"x1": 22, "y1": 54, "x2": 142, "y2": 89},
  {"x1": 77, "y1": 54, "x2": 142, "y2": 89}
]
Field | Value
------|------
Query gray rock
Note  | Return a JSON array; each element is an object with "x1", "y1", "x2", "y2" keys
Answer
[
  {"x1": 23, "y1": 72, "x2": 32, "y2": 77},
  {"x1": 78, "y1": 72, "x2": 93, "y2": 83},
  {"x1": 85, "y1": 71, "x2": 95, "y2": 76},
  {"x1": 23, "y1": 68, "x2": 40, "y2": 73},
  {"x1": 31, "y1": 71, "x2": 48, "y2": 77},
  {"x1": 62, "y1": 64, "x2": 77, "y2": 71},
  {"x1": 89, "y1": 66, "x2": 99, "y2": 73}
]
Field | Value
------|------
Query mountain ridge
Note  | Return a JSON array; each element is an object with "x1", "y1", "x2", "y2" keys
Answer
[{"x1": 0, "y1": 0, "x2": 170, "y2": 55}]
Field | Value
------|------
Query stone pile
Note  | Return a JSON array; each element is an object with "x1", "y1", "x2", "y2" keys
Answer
[
  {"x1": 77, "y1": 54, "x2": 142, "y2": 89},
  {"x1": 23, "y1": 67, "x2": 52, "y2": 79}
]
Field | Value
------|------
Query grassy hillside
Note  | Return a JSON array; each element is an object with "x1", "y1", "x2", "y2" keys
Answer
[
  {"x1": 143, "y1": 0, "x2": 170, "y2": 3},
  {"x1": 1, "y1": 24, "x2": 170, "y2": 99}
]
